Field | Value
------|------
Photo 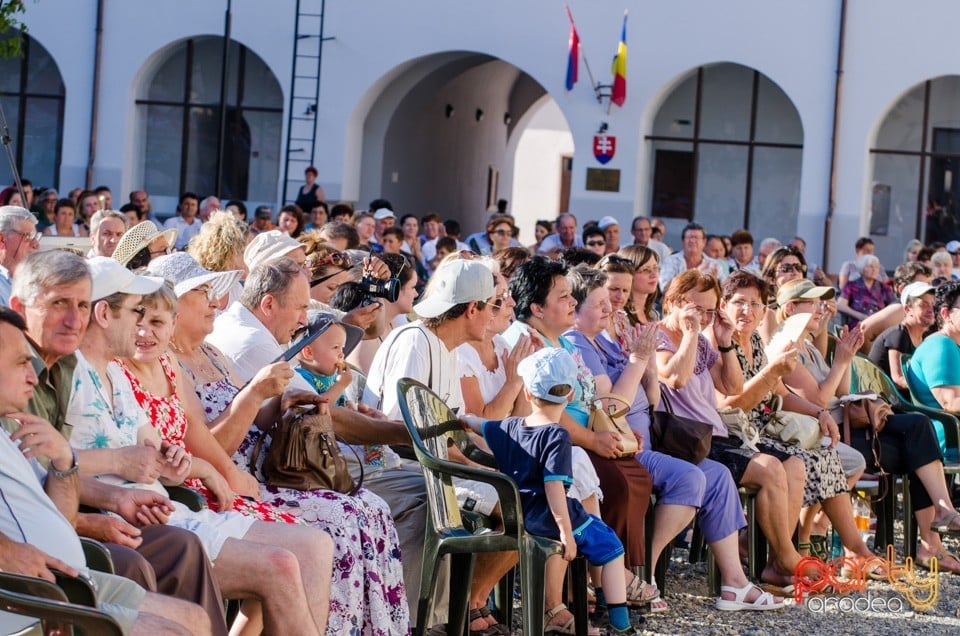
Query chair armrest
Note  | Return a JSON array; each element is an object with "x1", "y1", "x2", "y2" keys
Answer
[
  {"x1": 0, "y1": 586, "x2": 123, "y2": 635},
  {"x1": 80, "y1": 538, "x2": 115, "y2": 574},
  {"x1": 412, "y1": 448, "x2": 524, "y2": 535},
  {"x1": 166, "y1": 486, "x2": 206, "y2": 511},
  {"x1": 0, "y1": 572, "x2": 68, "y2": 603}
]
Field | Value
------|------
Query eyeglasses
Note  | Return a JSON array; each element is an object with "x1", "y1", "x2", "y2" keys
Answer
[
  {"x1": 638, "y1": 265, "x2": 660, "y2": 275},
  {"x1": 586, "y1": 240, "x2": 606, "y2": 247},
  {"x1": 190, "y1": 285, "x2": 218, "y2": 302},
  {"x1": 130, "y1": 305, "x2": 146, "y2": 320},
  {"x1": 793, "y1": 299, "x2": 828, "y2": 310},
  {"x1": 728, "y1": 300, "x2": 765, "y2": 311},
  {"x1": 491, "y1": 228, "x2": 512, "y2": 237},
  {"x1": 777, "y1": 263, "x2": 806, "y2": 274},
  {"x1": 4, "y1": 228, "x2": 41, "y2": 243},
  {"x1": 693, "y1": 306, "x2": 717, "y2": 318}
]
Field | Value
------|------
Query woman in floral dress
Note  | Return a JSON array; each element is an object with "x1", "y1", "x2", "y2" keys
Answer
[{"x1": 137, "y1": 253, "x2": 409, "y2": 636}]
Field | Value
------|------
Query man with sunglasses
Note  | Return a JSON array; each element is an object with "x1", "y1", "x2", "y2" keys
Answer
[{"x1": 0, "y1": 206, "x2": 40, "y2": 306}]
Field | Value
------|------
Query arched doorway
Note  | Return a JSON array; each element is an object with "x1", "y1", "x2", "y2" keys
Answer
[
  {"x1": 134, "y1": 37, "x2": 282, "y2": 205},
  {"x1": 354, "y1": 52, "x2": 572, "y2": 241},
  {"x1": 0, "y1": 31, "x2": 65, "y2": 189},
  {"x1": 869, "y1": 76, "x2": 960, "y2": 264},
  {"x1": 644, "y1": 62, "x2": 804, "y2": 242}
]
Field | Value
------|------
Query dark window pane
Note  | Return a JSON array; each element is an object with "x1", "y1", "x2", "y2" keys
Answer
[
  {"x1": 754, "y1": 75, "x2": 803, "y2": 145},
  {"x1": 0, "y1": 96, "x2": 20, "y2": 185},
  {"x1": 26, "y1": 40, "x2": 64, "y2": 96},
  {"x1": 147, "y1": 45, "x2": 186, "y2": 102},
  {"x1": 142, "y1": 104, "x2": 184, "y2": 197},
  {"x1": 21, "y1": 97, "x2": 60, "y2": 186},
  {"x1": 242, "y1": 52, "x2": 283, "y2": 109},
  {"x1": 0, "y1": 50, "x2": 20, "y2": 94},
  {"x1": 695, "y1": 144, "x2": 748, "y2": 232},
  {"x1": 184, "y1": 105, "x2": 219, "y2": 196},
  {"x1": 699, "y1": 64, "x2": 752, "y2": 142},
  {"x1": 749, "y1": 147, "x2": 802, "y2": 241},
  {"x1": 242, "y1": 110, "x2": 282, "y2": 200},
  {"x1": 189, "y1": 38, "x2": 228, "y2": 105}
]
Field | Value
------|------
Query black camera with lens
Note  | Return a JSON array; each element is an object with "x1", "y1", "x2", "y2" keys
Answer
[{"x1": 358, "y1": 274, "x2": 400, "y2": 305}]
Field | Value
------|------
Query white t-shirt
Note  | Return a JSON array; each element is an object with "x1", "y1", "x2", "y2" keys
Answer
[
  {"x1": 455, "y1": 335, "x2": 511, "y2": 414},
  {"x1": 363, "y1": 321, "x2": 465, "y2": 421}
]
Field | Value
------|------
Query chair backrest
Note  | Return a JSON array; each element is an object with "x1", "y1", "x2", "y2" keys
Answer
[
  {"x1": 396, "y1": 377, "x2": 523, "y2": 537},
  {"x1": 396, "y1": 377, "x2": 476, "y2": 532},
  {"x1": 850, "y1": 355, "x2": 905, "y2": 408},
  {"x1": 344, "y1": 364, "x2": 367, "y2": 404}
]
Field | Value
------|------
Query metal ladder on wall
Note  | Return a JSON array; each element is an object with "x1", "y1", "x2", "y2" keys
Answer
[{"x1": 282, "y1": 0, "x2": 330, "y2": 205}]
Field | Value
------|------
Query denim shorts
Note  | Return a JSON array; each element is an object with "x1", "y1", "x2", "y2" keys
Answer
[{"x1": 573, "y1": 514, "x2": 625, "y2": 566}]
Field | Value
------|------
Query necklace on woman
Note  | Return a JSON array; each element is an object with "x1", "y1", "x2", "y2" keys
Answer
[{"x1": 171, "y1": 339, "x2": 220, "y2": 381}]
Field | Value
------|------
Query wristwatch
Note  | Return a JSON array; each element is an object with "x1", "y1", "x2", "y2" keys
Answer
[{"x1": 49, "y1": 450, "x2": 79, "y2": 479}]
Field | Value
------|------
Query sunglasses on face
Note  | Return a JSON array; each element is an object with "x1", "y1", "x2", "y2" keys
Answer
[
  {"x1": 307, "y1": 251, "x2": 350, "y2": 270},
  {"x1": 586, "y1": 240, "x2": 606, "y2": 247},
  {"x1": 777, "y1": 263, "x2": 806, "y2": 274}
]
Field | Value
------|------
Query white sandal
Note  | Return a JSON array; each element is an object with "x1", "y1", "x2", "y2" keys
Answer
[{"x1": 715, "y1": 582, "x2": 785, "y2": 611}]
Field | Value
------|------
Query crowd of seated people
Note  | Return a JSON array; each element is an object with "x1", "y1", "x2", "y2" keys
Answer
[{"x1": 5, "y1": 181, "x2": 960, "y2": 635}]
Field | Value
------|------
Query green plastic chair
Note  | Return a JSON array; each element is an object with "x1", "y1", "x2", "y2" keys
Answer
[
  {"x1": 396, "y1": 377, "x2": 588, "y2": 636},
  {"x1": 0, "y1": 571, "x2": 123, "y2": 636}
]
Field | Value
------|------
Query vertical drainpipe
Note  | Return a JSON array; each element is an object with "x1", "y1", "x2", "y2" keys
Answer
[
  {"x1": 823, "y1": 0, "x2": 847, "y2": 271},
  {"x1": 85, "y1": 0, "x2": 105, "y2": 189}
]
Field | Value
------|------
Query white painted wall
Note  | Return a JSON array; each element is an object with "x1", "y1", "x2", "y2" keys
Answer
[
  {"x1": 510, "y1": 99, "x2": 575, "y2": 244},
  {"x1": 16, "y1": 0, "x2": 960, "y2": 268}
]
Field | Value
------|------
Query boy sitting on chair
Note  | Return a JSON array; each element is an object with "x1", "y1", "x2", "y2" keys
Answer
[{"x1": 469, "y1": 347, "x2": 640, "y2": 635}]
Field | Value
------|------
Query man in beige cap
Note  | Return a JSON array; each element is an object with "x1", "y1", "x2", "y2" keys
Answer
[{"x1": 243, "y1": 229, "x2": 307, "y2": 271}]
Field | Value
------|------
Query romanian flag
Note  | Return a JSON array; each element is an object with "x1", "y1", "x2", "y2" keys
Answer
[
  {"x1": 565, "y1": 6, "x2": 579, "y2": 90},
  {"x1": 611, "y1": 12, "x2": 627, "y2": 107}
]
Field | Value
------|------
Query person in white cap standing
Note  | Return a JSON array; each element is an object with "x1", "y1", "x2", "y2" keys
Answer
[
  {"x1": 598, "y1": 215, "x2": 621, "y2": 254},
  {"x1": 362, "y1": 257, "x2": 518, "y2": 634}
]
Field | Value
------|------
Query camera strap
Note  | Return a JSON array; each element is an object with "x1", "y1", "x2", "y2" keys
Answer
[{"x1": 377, "y1": 323, "x2": 434, "y2": 411}]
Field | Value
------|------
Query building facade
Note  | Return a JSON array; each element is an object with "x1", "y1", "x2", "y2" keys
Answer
[{"x1": 9, "y1": 0, "x2": 960, "y2": 269}]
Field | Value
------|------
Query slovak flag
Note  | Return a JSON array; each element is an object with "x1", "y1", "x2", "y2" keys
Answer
[
  {"x1": 565, "y1": 6, "x2": 580, "y2": 91},
  {"x1": 611, "y1": 12, "x2": 627, "y2": 107}
]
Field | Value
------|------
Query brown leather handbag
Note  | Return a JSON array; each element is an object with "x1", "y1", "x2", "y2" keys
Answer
[
  {"x1": 588, "y1": 393, "x2": 639, "y2": 457},
  {"x1": 835, "y1": 396, "x2": 892, "y2": 445},
  {"x1": 252, "y1": 403, "x2": 362, "y2": 495}
]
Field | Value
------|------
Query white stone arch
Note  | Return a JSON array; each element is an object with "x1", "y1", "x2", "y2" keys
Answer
[
  {"x1": 129, "y1": 34, "x2": 284, "y2": 210},
  {"x1": 637, "y1": 61, "x2": 805, "y2": 245},
  {"x1": 342, "y1": 50, "x2": 573, "y2": 238},
  {"x1": 865, "y1": 74, "x2": 960, "y2": 265}
]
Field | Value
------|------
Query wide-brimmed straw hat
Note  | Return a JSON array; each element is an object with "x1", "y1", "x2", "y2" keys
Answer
[{"x1": 112, "y1": 221, "x2": 178, "y2": 267}]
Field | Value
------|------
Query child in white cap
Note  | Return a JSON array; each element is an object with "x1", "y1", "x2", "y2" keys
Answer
[{"x1": 470, "y1": 347, "x2": 639, "y2": 634}]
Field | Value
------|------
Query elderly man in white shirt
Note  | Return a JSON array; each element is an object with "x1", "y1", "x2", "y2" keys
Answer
[{"x1": 658, "y1": 221, "x2": 727, "y2": 289}]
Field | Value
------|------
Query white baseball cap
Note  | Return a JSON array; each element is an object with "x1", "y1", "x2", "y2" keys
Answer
[
  {"x1": 900, "y1": 281, "x2": 935, "y2": 305},
  {"x1": 88, "y1": 256, "x2": 164, "y2": 301},
  {"x1": 413, "y1": 259, "x2": 495, "y2": 319},
  {"x1": 244, "y1": 230, "x2": 303, "y2": 270},
  {"x1": 597, "y1": 216, "x2": 619, "y2": 230},
  {"x1": 372, "y1": 208, "x2": 396, "y2": 221}
]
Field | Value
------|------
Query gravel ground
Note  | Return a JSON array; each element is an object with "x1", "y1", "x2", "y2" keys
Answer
[{"x1": 509, "y1": 526, "x2": 960, "y2": 635}]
